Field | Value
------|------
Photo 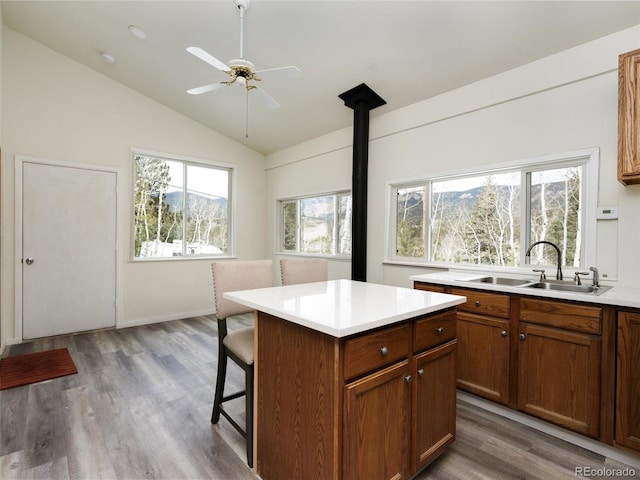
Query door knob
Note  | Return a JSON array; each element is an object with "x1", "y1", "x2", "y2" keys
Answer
[{"x1": 25, "y1": 257, "x2": 35, "y2": 265}]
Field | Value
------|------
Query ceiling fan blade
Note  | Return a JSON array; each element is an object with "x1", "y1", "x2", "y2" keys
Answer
[
  {"x1": 252, "y1": 86, "x2": 280, "y2": 109},
  {"x1": 186, "y1": 46, "x2": 231, "y2": 73},
  {"x1": 254, "y1": 65, "x2": 302, "y2": 79},
  {"x1": 187, "y1": 82, "x2": 227, "y2": 95}
]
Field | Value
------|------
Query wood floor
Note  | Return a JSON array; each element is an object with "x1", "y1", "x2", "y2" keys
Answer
[{"x1": 1, "y1": 315, "x2": 638, "y2": 480}]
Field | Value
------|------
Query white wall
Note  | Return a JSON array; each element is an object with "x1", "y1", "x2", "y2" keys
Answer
[
  {"x1": 0, "y1": 10, "x2": 3, "y2": 349},
  {"x1": 266, "y1": 25, "x2": 640, "y2": 289},
  {"x1": 1, "y1": 29, "x2": 268, "y2": 344}
]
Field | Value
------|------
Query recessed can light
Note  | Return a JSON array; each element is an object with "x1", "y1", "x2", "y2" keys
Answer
[
  {"x1": 101, "y1": 52, "x2": 116, "y2": 64},
  {"x1": 128, "y1": 25, "x2": 147, "y2": 40}
]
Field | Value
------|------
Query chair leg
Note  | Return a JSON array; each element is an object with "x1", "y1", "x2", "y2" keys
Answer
[
  {"x1": 211, "y1": 349, "x2": 228, "y2": 424},
  {"x1": 245, "y1": 364, "x2": 254, "y2": 468}
]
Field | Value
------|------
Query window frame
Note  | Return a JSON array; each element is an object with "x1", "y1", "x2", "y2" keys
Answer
[
  {"x1": 277, "y1": 190, "x2": 352, "y2": 258},
  {"x1": 130, "y1": 148, "x2": 236, "y2": 262},
  {"x1": 385, "y1": 148, "x2": 599, "y2": 275}
]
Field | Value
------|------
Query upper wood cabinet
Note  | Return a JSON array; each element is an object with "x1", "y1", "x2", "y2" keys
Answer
[{"x1": 618, "y1": 48, "x2": 640, "y2": 185}]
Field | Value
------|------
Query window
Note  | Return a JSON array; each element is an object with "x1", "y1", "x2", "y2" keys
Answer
[
  {"x1": 133, "y1": 151, "x2": 232, "y2": 259},
  {"x1": 280, "y1": 192, "x2": 352, "y2": 256},
  {"x1": 390, "y1": 149, "x2": 597, "y2": 271}
]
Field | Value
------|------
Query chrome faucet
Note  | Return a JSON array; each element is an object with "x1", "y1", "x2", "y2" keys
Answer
[
  {"x1": 589, "y1": 266, "x2": 599, "y2": 287},
  {"x1": 525, "y1": 240, "x2": 563, "y2": 281}
]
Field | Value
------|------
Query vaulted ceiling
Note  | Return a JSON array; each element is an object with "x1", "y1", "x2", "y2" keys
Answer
[{"x1": 3, "y1": 1, "x2": 640, "y2": 154}]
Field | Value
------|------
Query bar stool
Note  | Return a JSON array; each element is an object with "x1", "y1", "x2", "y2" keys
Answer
[
  {"x1": 279, "y1": 258, "x2": 328, "y2": 285},
  {"x1": 210, "y1": 259, "x2": 273, "y2": 468}
]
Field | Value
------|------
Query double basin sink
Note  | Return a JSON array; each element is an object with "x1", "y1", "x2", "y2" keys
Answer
[{"x1": 467, "y1": 276, "x2": 611, "y2": 295}]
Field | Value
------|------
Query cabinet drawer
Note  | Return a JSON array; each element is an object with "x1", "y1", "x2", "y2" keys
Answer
[
  {"x1": 414, "y1": 282, "x2": 446, "y2": 293},
  {"x1": 414, "y1": 310, "x2": 456, "y2": 352},
  {"x1": 519, "y1": 298, "x2": 601, "y2": 334},
  {"x1": 450, "y1": 288, "x2": 510, "y2": 318},
  {"x1": 344, "y1": 324, "x2": 410, "y2": 380}
]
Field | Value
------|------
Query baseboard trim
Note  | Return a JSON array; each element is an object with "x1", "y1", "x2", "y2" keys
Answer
[{"x1": 116, "y1": 309, "x2": 216, "y2": 330}]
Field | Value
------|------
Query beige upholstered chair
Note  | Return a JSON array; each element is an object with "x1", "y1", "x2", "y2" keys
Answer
[
  {"x1": 280, "y1": 258, "x2": 329, "y2": 285},
  {"x1": 210, "y1": 259, "x2": 273, "y2": 468}
]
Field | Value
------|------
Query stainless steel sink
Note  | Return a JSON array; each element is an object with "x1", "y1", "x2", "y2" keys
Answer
[
  {"x1": 524, "y1": 282, "x2": 611, "y2": 295},
  {"x1": 467, "y1": 276, "x2": 533, "y2": 286},
  {"x1": 465, "y1": 276, "x2": 612, "y2": 295}
]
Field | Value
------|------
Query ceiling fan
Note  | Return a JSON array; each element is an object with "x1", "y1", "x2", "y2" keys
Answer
[{"x1": 186, "y1": 0, "x2": 301, "y2": 118}]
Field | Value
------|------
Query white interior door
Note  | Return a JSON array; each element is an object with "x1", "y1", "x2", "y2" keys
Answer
[{"x1": 22, "y1": 161, "x2": 117, "y2": 339}]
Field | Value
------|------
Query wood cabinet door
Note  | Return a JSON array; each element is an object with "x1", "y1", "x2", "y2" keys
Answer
[
  {"x1": 413, "y1": 340, "x2": 457, "y2": 473},
  {"x1": 456, "y1": 312, "x2": 510, "y2": 404},
  {"x1": 618, "y1": 48, "x2": 640, "y2": 185},
  {"x1": 518, "y1": 323, "x2": 601, "y2": 438},
  {"x1": 616, "y1": 312, "x2": 640, "y2": 451},
  {"x1": 344, "y1": 361, "x2": 411, "y2": 480}
]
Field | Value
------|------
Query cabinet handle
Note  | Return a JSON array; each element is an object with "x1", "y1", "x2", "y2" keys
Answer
[
  {"x1": 380, "y1": 346, "x2": 388, "y2": 356},
  {"x1": 417, "y1": 368, "x2": 424, "y2": 377},
  {"x1": 519, "y1": 333, "x2": 526, "y2": 341},
  {"x1": 436, "y1": 327, "x2": 444, "y2": 335},
  {"x1": 501, "y1": 330, "x2": 508, "y2": 337},
  {"x1": 404, "y1": 375, "x2": 412, "y2": 384},
  {"x1": 474, "y1": 300, "x2": 481, "y2": 307}
]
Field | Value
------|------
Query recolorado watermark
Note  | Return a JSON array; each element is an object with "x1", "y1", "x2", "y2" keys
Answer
[{"x1": 575, "y1": 466, "x2": 637, "y2": 477}]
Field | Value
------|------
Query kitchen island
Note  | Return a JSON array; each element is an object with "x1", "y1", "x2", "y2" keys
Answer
[{"x1": 225, "y1": 279, "x2": 465, "y2": 480}]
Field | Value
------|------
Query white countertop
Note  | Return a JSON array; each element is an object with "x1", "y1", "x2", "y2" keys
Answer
[
  {"x1": 410, "y1": 272, "x2": 640, "y2": 309},
  {"x1": 224, "y1": 279, "x2": 466, "y2": 337}
]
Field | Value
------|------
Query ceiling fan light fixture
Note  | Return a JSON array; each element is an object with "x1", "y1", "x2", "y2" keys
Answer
[{"x1": 185, "y1": 0, "x2": 300, "y2": 137}]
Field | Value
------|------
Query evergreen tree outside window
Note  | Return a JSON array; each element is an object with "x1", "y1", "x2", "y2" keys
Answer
[{"x1": 133, "y1": 152, "x2": 232, "y2": 259}]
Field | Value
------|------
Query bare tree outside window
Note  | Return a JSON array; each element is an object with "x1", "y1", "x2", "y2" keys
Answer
[
  {"x1": 280, "y1": 192, "x2": 351, "y2": 256},
  {"x1": 301, "y1": 196, "x2": 334, "y2": 254},
  {"x1": 529, "y1": 166, "x2": 582, "y2": 267},
  {"x1": 133, "y1": 153, "x2": 231, "y2": 259},
  {"x1": 426, "y1": 172, "x2": 520, "y2": 266},
  {"x1": 392, "y1": 163, "x2": 583, "y2": 269},
  {"x1": 396, "y1": 186, "x2": 425, "y2": 257}
]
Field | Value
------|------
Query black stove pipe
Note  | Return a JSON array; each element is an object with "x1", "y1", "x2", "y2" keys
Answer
[{"x1": 339, "y1": 83, "x2": 386, "y2": 282}]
